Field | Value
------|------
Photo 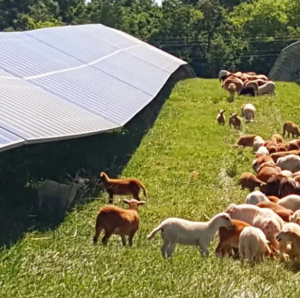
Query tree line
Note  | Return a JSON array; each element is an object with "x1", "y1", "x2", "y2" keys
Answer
[{"x1": 1, "y1": 0, "x2": 299, "y2": 77}]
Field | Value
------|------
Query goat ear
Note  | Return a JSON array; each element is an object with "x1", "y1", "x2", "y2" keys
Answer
[
  {"x1": 122, "y1": 199, "x2": 130, "y2": 204},
  {"x1": 138, "y1": 201, "x2": 146, "y2": 206}
]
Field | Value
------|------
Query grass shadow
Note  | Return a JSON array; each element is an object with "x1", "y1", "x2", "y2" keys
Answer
[{"x1": 0, "y1": 66, "x2": 195, "y2": 248}]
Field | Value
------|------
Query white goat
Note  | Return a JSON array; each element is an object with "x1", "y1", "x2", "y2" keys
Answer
[
  {"x1": 239, "y1": 226, "x2": 273, "y2": 263},
  {"x1": 241, "y1": 103, "x2": 256, "y2": 123},
  {"x1": 38, "y1": 175, "x2": 89, "y2": 212},
  {"x1": 147, "y1": 212, "x2": 233, "y2": 258},
  {"x1": 253, "y1": 136, "x2": 265, "y2": 152},
  {"x1": 245, "y1": 190, "x2": 270, "y2": 205},
  {"x1": 257, "y1": 81, "x2": 276, "y2": 97}
]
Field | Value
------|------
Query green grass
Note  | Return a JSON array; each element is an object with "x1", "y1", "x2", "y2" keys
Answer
[{"x1": 1, "y1": 79, "x2": 300, "y2": 297}]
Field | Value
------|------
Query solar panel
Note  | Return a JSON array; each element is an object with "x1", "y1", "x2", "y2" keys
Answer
[
  {"x1": 0, "y1": 24, "x2": 188, "y2": 152},
  {"x1": 0, "y1": 127, "x2": 24, "y2": 152}
]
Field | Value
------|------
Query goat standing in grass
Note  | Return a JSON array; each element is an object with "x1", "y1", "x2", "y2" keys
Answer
[
  {"x1": 93, "y1": 199, "x2": 145, "y2": 246},
  {"x1": 147, "y1": 212, "x2": 233, "y2": 258},
  {"x1": 99, "y1": 172, "x2": 147, "y2": 204},
  {"x1": 38, "y1": 170, "x2": 89, "y2": 214},
  {"x1": 216, "y1": 110, "x2": 226, "y2": 125}
]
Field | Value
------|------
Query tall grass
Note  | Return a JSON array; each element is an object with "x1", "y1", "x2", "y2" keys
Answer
[{"x1": 1, "y1": 79, "x2": 300, "y2": 297}]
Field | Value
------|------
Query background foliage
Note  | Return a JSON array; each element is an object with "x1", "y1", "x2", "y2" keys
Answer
[{"x1": 1, "y1": 0, "x2": 299, "y2": 77}]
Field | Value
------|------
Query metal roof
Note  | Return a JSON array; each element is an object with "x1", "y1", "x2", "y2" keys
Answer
[
  {"x1": 269, "y1": 41, "x2": 300, "y2": 81},
  {"x1": 0, "y1": 24, "x2": 187, "y2": 152}
]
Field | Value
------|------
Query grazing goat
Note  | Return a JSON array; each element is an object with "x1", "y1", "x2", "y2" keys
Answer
[
  {"x1": 276, "y1": 154, "x2": 300, "y2": 173},
  {"x1": 278, "y1": 195, "x2": 300, "y2": 212},
  {"x1": 255, "y1": 146, "x2": 269, "y2": 156},
  {"x1": 229, "y1": 113, "x2": 241, "y2": 129},
  {"x1": 100, "y1": 172, "x2": 147, "y2": 204},
  {"x1": 239, "y1": 226, "x2": 273, "y2": 263},
  {"x1": 216, "y1": 219, "x2": 251, "y2": 258},
  {"x1": 224, "y1": 203, "x2": 284, "y2": 250},
  {"x1": 234, "y1": 134, "x2": 257, "y2": 148},
  {"x1": 227, "y1": 83, "x2": 237, "y2": 101},
  {"x1": 271, "y1": 133, "x2": 283, "y2": 143},
  {"x1": 147, "y1": 212, "x2": 233, "y2": 258},
  {"x1": 257, "y1": 81, "x2": 276, "y2": 96},
  {"x1": 276, "y1": 223, "x2": 300, "y2": 262},
  {"x1": 239, "y1": 86, "x2": 255, "y2": 97},
  {"x1": 241, "y1": 103, "x2": 256, "y2": 123},
  {"x1": 283, "y1": 121, "x2": 300, "y2": 138},
  {"x1": 253, "y1": 136, "x2": 265, "y2": 152},
  {"x1": 218, "y1": 69, "x2": 231, "y2": 82},
  {"x1": 216, "y1": 110, "x2": 226, "y2": 125},
  {"x1": 38, "y1": 171, "x2": 89, "y2": 213},
  {"x1": 245, "y1": 190, "x2": 269, "y2": 205},
  {"x1": 239, "y1": 172, "x2": 265, "y2": 192},
  {"x1": 290, "y1": 210, "x2": 300, "y2": 225},
  {"x1": 93, "y1": 199, "x2": 146, "y2": 246},
  {"x1": 257, "y1": 201, "x2": 293, "y2": 222}
]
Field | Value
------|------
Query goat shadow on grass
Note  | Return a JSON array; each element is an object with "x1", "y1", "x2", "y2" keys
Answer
[{"x1": 0, "y1": 67, "x2": 194, "y2": 249}]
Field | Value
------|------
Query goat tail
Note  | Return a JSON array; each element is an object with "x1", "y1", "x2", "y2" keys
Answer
[
  {"x1": 140, "y1": 182, "x2": 147, "y2": 196},
  {"x1": 100, "y1": 171, "x2": 109, "y2": 181},
  {"x1": 93, "y1": 215, "x2": 103, "y2": 244},
  {"x1": 147, "y1": 223, "x2": 164, "y2": 240}
]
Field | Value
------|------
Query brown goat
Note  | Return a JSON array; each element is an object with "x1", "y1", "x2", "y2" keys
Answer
[
  {"x1": 100, "y1": 172, "x2": 147, "y2": 203},
  {"x1": 267, "y1": 195, "x2": 280, "y2": 203},
  {"x1": 234, "y1": 134, "x2": 257, "y2": 148},
  {"x1": 216, "y1": 219, "x2": 251, "y2": 258},
  {"x1": 229, "y1": 113, "x2": 242, "y2": 129},
  {"x1": 239, "y1": 172, "x2": 265, "y2": 192},
  {"x1": 283, "y1": 121, "x2": 300, "y2": 138},
  {"x1": 257, "y1": 201, "x2": 294, "y2": 222},
  {"x1": 93, "y1": 199, "x2": 146, "y2": 246},
  {"x1": 216, "y1": 110, "x2": 226, "y2": 125}
]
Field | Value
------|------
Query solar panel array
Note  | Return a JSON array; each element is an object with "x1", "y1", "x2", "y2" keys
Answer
[{"x1": 0, "y1": 24, "x2": 187, "y2": 152}]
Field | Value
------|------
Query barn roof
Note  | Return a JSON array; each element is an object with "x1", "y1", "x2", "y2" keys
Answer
[
  {"x1": 0, "y1": 24, "x2": 187, "y2": 152},
  {"x1": 269, "y1": 41, "x2": 300, "y2": 81}
]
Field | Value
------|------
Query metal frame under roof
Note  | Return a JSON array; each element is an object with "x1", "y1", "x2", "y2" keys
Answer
[{"x1": 0, "y1": 24, "x2": 187, "y2": 152}]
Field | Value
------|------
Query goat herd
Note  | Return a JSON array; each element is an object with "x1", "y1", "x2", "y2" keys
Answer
[
  {"x1": 93, "y1": 70, "x2": 300, "y2": 265},
  {"x1": 38, "y1": 69, "x2": 300, "y2": 265}
]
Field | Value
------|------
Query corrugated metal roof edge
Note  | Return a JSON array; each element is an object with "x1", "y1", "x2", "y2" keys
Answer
[{"x1": 23, "y1": 125, "x2": 120, "y2": 144}]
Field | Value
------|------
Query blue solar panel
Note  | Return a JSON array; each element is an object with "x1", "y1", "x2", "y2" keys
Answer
[
  {"x1": 0, "y1": 33, "x2": 82, "y2": 78},
  {"x1": 0, "y1": 24, "x2": 187, "y2": 152},
  {"x1": 0, "y1": 127, "x2": 24, "y2": 152}
]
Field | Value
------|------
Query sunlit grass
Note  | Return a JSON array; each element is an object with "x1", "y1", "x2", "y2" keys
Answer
[{"x1": 1, "y1": 79, "x2": 300, "y2": 297}]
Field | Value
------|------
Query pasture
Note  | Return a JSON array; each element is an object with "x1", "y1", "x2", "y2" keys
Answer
[{"x1": 1, "y1": 78, "x2": 300, "y2": 297}]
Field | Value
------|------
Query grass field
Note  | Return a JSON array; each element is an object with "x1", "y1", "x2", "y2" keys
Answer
[{"x1": 1, "y1": 78, "x2": 300, "y2": 297}]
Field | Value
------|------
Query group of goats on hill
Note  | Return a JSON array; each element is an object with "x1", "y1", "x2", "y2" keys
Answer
[
  {"x1": 90, "y1": 125, "x2": 300, "y2": 265},
  {"x1": 219, "y1": 69, "x2": 276, "y2": 101}
]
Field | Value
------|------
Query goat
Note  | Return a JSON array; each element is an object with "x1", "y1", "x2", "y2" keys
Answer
[
  {"x1": 93, "y1": 199, "x2": 146, "y2": 246},
  {"x1": 38, "y1": 170, "x2": 89, "y2": 213},
  {"x1": 216, "y1": 110, "x2": 226, "y2": 125},
  {"x1": 99, "y1": 172, "x2": 147, "y2": 204},
  {"x1": 147, "y1": 212, "x2": 233, "y2": 258}
]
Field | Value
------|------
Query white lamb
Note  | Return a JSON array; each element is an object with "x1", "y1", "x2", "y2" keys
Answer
[
  {"x1": 290, "y1": 210, "x2": 300, "y2": 225},
  {"x1": 239, "y1": 226, "x2": 273, "y2": 263},
  {"x1": 224, "y1": 203, "x2": 284, "y2": 250},
  {"x1": 146, "y1": 212, "x2": 233, "y2": 258},
  {"x1": 276, "y1": 154, "x2": 300, "y2": 173},
  {"x1": 257, "y1": 81, "x2": 276, "y2": 97},
  {"x1": 253, "y1": 136, "x2": 265, "y2": 152},
  {"x1": 254, "y1": 146, "x2": 269, "y2": 156},
  {"x1": 245, "y1": 190, "x2": 270, "y2": 205},
  {"x1": 278, "y1": 194, "x2": 300, "y2": 212},
  {"x1": 241, "y1": 103, "x2": 256, "y2": 123}
]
